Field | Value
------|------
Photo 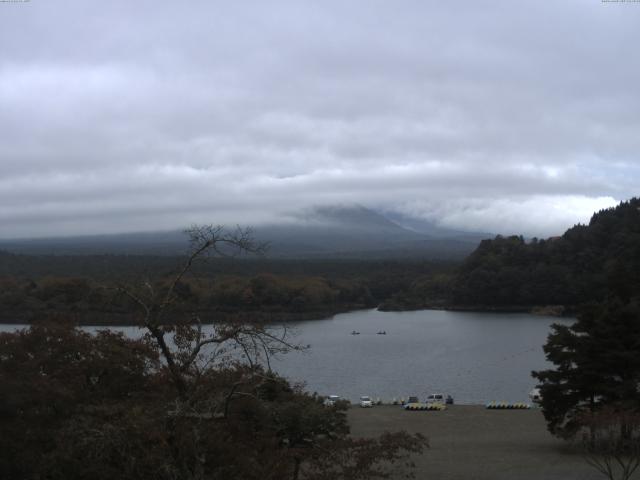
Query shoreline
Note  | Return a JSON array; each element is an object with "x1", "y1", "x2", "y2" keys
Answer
[
  {"x1": 0, "y1": 303, "x2": 573, "y2": 327},
  {"x1": 0, "y1": 306, "x2": 364, "y2": 327},
  {"x1": 379, "y1": 303, "x2": 574, "y2": 317}
]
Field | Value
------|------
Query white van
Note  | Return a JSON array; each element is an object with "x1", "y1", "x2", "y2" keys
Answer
[
  {"x1": 324, "y1": 395, "x2": 341, "y2": 406},
  {"x1": 359, "y1": 396, "x2": 373, "y2": 408},
  {"x1": 425, "y1": 393, "x2": 445, "y2": 404},
  {"x1": 529, "y1": 388, "x2": 542, "y2": 403}
]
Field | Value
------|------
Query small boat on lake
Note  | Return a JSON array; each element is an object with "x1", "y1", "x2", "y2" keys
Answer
[
  {"x1": 350, "y1": 330, "x2": 360, "y2": 335},
  {"x1": 376, "y1": 331, "x2": 387, "y2": 335}
]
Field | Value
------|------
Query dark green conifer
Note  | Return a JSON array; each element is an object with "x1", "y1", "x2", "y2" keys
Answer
[{"x1": 533, "y1": 297, "x2": 640, "y2": 437}]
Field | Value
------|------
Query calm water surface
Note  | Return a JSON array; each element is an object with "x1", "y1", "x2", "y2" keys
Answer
[
  {"x1": 272, "y1": 309, "x2": 571, "y2": 404},
  {"x1": 1, "y1": 309, "x2": 571, "y2": 404}
]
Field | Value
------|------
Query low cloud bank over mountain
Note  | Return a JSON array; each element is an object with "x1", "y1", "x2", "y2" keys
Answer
[{"x1": 0, "y1": 1, "x2": 635, "y2": 238}]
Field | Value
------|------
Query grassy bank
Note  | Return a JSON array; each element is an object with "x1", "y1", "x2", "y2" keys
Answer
[{"x1": 348, "y1": 405, "x2": 603, "y2": 480}]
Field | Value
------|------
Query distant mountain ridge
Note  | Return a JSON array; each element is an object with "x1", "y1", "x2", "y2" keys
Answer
[{"x1": 0, "y1": 205, "x2": 490, "y2": 259}]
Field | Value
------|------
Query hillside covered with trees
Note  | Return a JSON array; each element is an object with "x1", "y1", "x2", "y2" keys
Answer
[{"x1": 450, "y1": 198, "x2": 640, "y2": 311}]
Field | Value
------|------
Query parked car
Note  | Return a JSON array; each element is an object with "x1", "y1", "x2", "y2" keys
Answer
[
  {"x1": 529, "y1": 388, "x2": 542, "y2": 403},
  {"x1": 360, "y1": 396, "x2": 373, "y2": 408},
  {"x1": 425, "y1": 393, "x2": 445, "y2": 404},
  {"x1": 324, "y1": 395, "x2": 341, "y2": 406}
]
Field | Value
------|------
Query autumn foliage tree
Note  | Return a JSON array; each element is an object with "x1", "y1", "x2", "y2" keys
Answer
[{"x1": 0, "y1": 321, "x2": 161, "y2": 479}]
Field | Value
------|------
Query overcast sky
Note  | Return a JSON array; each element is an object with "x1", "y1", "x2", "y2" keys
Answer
[{"x1": 1, "y1": 0, "x2": 638, "y2": 239}]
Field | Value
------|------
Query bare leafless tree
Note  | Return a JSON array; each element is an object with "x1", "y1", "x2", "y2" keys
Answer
[
  {"x1": 115, "y1": 225, "x2": 299, "y2": 397},
  {"x1": 578, "y1": 408, "x2": 640, "y2": 480}
]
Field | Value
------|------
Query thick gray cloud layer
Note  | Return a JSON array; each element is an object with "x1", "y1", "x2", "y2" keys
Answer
[{"x1": 0, "y1": 0, "x2": 638, "y2": 238}]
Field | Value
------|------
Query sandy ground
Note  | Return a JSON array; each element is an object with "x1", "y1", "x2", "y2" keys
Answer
[{"x1": 348, "y1": 405, "x2": 607, "y2": 480}]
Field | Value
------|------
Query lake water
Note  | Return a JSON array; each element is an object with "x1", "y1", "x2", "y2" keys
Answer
[
  {"x1": 0, "y1": 309, "x2": 572, "y2": 405},
  {"x1": 271, "y1": 309, "x2": 571, "y2": 404}
]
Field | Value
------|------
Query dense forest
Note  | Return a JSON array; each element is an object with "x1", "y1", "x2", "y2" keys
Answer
[
  {"x1": 374, "y1": 198, "x2": 640, "y2": 313},
  {"x1": 0, "y1": 252, "x2": 455, "y2": 324},
  {"x1": 449, "y1": 198, "x2": 640, "y2": 311}
]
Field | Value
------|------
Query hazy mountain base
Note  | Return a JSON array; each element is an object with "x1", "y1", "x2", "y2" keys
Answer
[{"x1": 0, "y1": 205, "x2": 487, "y2": 260}]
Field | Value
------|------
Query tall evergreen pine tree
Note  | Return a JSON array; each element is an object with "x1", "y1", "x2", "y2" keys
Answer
[{"x1": 533, "y1": 297, "x2": 640, "y2": 437}]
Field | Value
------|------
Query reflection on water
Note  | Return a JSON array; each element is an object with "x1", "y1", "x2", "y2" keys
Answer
[{"x1": 0, "y1": 309, "x2": 572, "y2": 404}]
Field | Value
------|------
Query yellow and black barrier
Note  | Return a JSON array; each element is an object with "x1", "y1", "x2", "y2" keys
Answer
[
  {"x1": 403, "y1": 403, "x2": 446, "y2": 411},
  {"x1": 485, "y1": 402, "x2": 531, "y2": 409}
]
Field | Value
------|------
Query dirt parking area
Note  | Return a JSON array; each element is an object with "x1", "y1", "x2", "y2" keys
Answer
[{"x1": 348, "y1": 405, "x2": 605, "y2": 480}]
